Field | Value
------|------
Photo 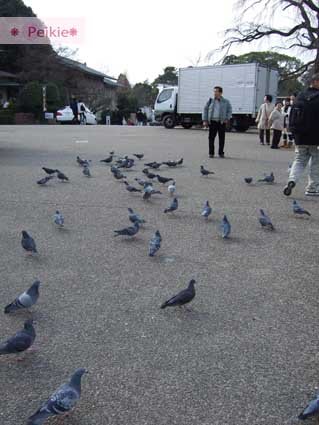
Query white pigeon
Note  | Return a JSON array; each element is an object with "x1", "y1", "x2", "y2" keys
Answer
[{"x1": 167, "y1": 181, "x2": 176, "y2": 196}]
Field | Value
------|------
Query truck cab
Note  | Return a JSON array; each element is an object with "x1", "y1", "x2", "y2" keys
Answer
[{"x1": 154, "y1": 86, "x2": 178, "y2": 129}]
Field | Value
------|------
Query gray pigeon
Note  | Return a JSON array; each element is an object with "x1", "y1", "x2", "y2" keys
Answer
[
  {"x1": 143, "y1": 186, "x2": 161, "y2": 200},
  {"x1": 114, "y1": 222, "x2": 140, "y2": 237},
  {"x1": 54, "y1": 211, "x2": 64, "y2": 227},
  {"x1": 4, "y1": 280, "x2": 40, "y2": 314},
  {"x1": 76, "y1": 156, "x2": 90, "y2": 167},
  {"x1": 244, "y1": 177, "x2": 253, "y2": 184},
  {"x1": 200, "y1": 165, "x2": 214, "y2": 176},
  {"x1": 82, "y1": 166, "x2": 91, "y2": 177},
  {"x1": 201, "y1": 200, "x2": 212, "y2": 219},
  {"x1": 21, "y1": 231, "x2": 37, "y2": 254},
  {"x1": 161, "y1": 279, "x2": 196, "y2": 309},
  {"x1": 27, "y1": 368, "x2": 88, "y2": 425},
  {"x1": 128, "y1": 208, "x2": 146, "y2": 225},
  {"x1": 123, "y1": 181, "x2": 142, "y2": 193},
  {"x1": 37, "y1": 176, "x2": 54, "y2": 186},
  {"x1": 0, "y1": 319, "x2": 35, "y2": 356},
  {"x1": 164, "y1": 197, "x2": 178, "y2": 213},
  {"x1": 56, "y1": 170, "x2": 69, "y2": 182},
  {"x1": 298, "y1": 391, "x2": 319, "y2": 420},
  {"x1": 259, "y1": 209, "x2": 275, "y2": 230},
  {"x1": 293, "y1": 200, "x2": 311, "y2": 216},
  {"x1": 221, "y1": 215, "x2": 231, "y2": 238},
  {"x1": 134, "y1": 177, "x2": 151, "y2": 187},
  {"x1": 42, "y1": 167, "x2": 57, "y2": 175},
  {"x1": 149, "y1": 230, "x2": 162, "y2": 257},
  {"x1": 258, "y1": 172, "x2": 274, "y2": 183}
]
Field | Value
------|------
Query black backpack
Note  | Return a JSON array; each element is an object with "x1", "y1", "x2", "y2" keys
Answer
[{"x1": 289, "y1": 92, "x2": 319, "y2": 133}]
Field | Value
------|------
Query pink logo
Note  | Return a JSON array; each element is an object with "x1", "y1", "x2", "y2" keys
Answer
[{"x1": 0, "y1": 17, "x2": 85, "y2": 44}]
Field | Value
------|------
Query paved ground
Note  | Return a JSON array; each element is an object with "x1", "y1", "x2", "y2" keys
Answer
[{"x1": 0, "y1": 125, "x2": 318, "y2": 425}]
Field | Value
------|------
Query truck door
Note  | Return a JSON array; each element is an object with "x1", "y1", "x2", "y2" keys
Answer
[{"x1": 155, "y1": 88, "x2": 175, "y2": 114}]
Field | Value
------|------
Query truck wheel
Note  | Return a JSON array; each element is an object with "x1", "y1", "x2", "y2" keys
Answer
[
  {"x1": 163, "y1": 115, "x2": 175, "y2": 129},
  {"x1": 181, "y1": 123, "x2": 193, "y2": 129}
]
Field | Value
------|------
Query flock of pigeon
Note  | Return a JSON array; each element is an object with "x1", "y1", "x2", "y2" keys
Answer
[{"x1": 1, "y1": 149, "x2": 316, "y2": 424}]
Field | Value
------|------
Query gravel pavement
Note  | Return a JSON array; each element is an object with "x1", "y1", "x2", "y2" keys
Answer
[{"x1": 0, "y1": 125, "x2": 318, "y2": 425}]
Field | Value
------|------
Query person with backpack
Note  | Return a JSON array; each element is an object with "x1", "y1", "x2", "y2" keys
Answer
[
  {"x1": 202, "y1": 86, "x2": 232, "y2": 158},
  {"x1": 284, "y1": 73, "x2": 319, "y2": 197},
  {"x1": 255, "y1": 94, "x2": 275, "y2": 145}
]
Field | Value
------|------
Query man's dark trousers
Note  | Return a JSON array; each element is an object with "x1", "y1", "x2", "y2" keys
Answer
[{"x1": 208, "y1": 121, "x2": 226, "y2": 156}]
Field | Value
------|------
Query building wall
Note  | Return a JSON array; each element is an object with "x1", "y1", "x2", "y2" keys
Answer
[{"x1": 65, "y1": 71, "x2": 118, "y2": 111}]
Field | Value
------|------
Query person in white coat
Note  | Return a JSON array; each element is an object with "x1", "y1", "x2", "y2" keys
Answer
[
  {"x1": 268, "y1": 102, "x2": 285, "y2": 149},
  {"x1": 255, "y1": 95, "x2": 275, "y2": 145}
]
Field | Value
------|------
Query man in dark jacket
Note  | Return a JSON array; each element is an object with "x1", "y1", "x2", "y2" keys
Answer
[
  {"x1": 284, "y1": 73, "x2": 319, "y2": 196},
  {"x1": 70, "y1": 96, "x2": 79, "y2": 124}
]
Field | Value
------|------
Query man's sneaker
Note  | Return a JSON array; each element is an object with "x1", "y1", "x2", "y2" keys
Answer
[
  {"x1": 283, "y1": 181, "x2": 295, "y2": 196},
  {"x1": 305, "y1": 190, "x2": 319, "y2": 196}
]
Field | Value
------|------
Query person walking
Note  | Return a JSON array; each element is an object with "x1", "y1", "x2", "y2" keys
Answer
[
  {"x1": 284, "y1": 73, "x2": 319, "y2": 197},
  {"x1": 136, "y1": 109, "x2": 144, "y2": 126},
  {"x1": 70, "y1": 96, "x2": 79, "y2": 124},
  {"x1": 268, "y1": 102, "x2": 284, "y2": 149},
  {"x1": 282, "y1": 94, "x2": 296, "y2": 148},
  {"x1": 256, "y1": 95, "x2": 274, "y2": 145},
  {"x1": 202, "y1": 86, "x2": 232, "y2": 158},
  {"x1": 78, "y1": 100, "x2": 86, "y2": 125}
]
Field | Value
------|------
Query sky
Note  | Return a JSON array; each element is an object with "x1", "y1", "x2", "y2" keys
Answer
[{"x1": 23, "y1": 0, "x2": 300, "y2": 84}]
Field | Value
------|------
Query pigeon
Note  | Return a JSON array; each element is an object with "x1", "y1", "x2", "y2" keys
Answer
[
  {"x1": 100, "y1": 156, "x2": 113, "y2": 164},
  {"x1": 27, "y1": 368, "x2": 88, "y2": 425},
  {"x1": 258, "y1": 172, "x2": 275, "y2": 183},
  {"x1": 133, "y1": 153, "x2": 144, "y2": 160},
  {"x1": 142, "y1": 186, "x2": 162, "y2": 200},
  {"x1": 164, "y1": 197, "x2": 178, "y2": 213},
  {"x1": 54, "y1": 211, "x2": 64, "y2": 227},
  {"x1": 142, "y1": 169, "x2": 157, "y2": 179},
  {"x1": 162, "y1": 160, "x2": 177, "y2": 167},
  {"x1": 128, "y1": 208, "x2": 146, "y2": 225},
  {"x1": 0, "y1": 319, "x2": 35, "y2": 357},
  {"x1": 37, "y1": 176, "x2": 55, "y2": 185},
  {"x1": 42, "y1": 167, "x2": 57, "y2": 175},
  {"x1": 135, "y1": 177, "x2": 152, "y2": 187},
  {"x1": 21, "y1": 231, "x2": 37, "y2": 254},
  {"x1": 114, "y1": 222, "x2": 140, "y2": 237},
  {"x1": 167, "y1": 181, "x2": 176, "y2": 196},
  {"x1": 200, "y1": 165, "x2": 215, "y2": 176},
  {"x1": 56, "y1": 170, "x2": 69, "y2": 182},
  {"x1": 298, "y1": 392, "x2": 319, "y2": 420},
  {"x1": 149, "y1": 230, "x2": 162, "y2": 257},
  {"x1": 144, "y1": 162, "x2": 161, "y2": 169},
  {"x1": 293, "y1": 200, "x2": 311, "y2": 216},
  {"x1": 123, "y1": 181, "x2": 142, "y2": 193},
  {"x1": 201, "y1": 200, "x2": 212, "y2": 219},
  {"x1": 118, "y1": 158, "x2": 134, "y2": 169},
  {"x1": 221, "y1": 215, "x2": 231, "y2": 238},
  {"x1": 244, "y1": 177, "x2": 253, "y2": 184},
  {"x1": 259, "y1": 209, "x2": 275, "y2": 230},
  {"x1": 4, "y1": 280, "x2": 40, "y2": 314},
  {"x1": 161, "y1": 279, "x2": 196, "y2": 309},
  {"x1": 111, "y1": 165, "x2": 120, "y2": 174},
  {"x1": 113, "y1": 171, "x2": 126, "y2": 180},
  {"x1": 177, "y1": 158, "x2": 183, "y2": 165},
  {"x1": 76, "y1": 156, "x2": 90, "y2": 167},
  {"x1": 157, "y1": 175, "x2": 174, "y2": 184},
  {"x1": 82, "y1": 166, "x2": 91, "y2": 177}
]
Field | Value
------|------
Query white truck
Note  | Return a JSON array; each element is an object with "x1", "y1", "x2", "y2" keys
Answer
[{"x1": 154, "y1": 63, "x2": 278, "y2": 132}]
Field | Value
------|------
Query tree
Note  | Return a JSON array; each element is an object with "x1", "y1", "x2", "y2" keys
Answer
[
  {"x1": 219, "y1": 0, "x2": 319, "y2": 76},
  {"x1": 132, "y1": 81, "x2": 157, "y2": 107},
  {"x1": 223, "y1": 51, "x2": 303, "y2": 94},
  {"x1": 152, "y1": 67, "x2": 178, "y2": 87}
]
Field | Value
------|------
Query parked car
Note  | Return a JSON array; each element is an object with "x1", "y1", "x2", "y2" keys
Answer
[{"x1": 56, "y1": 105, "x2": 97, "y2": 125}]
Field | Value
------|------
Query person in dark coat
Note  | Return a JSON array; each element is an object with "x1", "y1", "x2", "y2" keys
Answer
[
  {"x1": 70, "y1": 96, "x2": 79, "y2": 124},
  {"x1": 284, "y1": 73, "x2": 319, "y2": 197}
]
